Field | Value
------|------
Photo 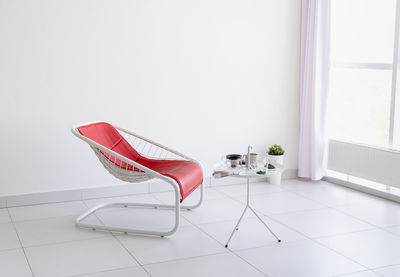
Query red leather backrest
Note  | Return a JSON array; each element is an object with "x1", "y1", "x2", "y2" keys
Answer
[{"x1": 78, "y1": 122, "x2": 141, "y2": 163}]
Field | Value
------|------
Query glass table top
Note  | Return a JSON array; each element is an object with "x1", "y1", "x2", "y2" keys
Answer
[{"x1": 213, "y1": 162, "x2": 283, "y2": 178}]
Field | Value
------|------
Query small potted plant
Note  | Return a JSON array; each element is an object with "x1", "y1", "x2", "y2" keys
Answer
[{"x1": 267, "y1": 144, "x2": 285, "y2": 185}]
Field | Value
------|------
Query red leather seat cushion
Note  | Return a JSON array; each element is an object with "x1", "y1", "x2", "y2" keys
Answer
[
  {"x1": 78, "y1": 122, "x2": 202, "y2": 201},
  {"x1": 78, "y1": 122, "x2": 141, "y2": 171},
  {"x1": 139, "y1": 157, "x2": 203, "y2": 201}
]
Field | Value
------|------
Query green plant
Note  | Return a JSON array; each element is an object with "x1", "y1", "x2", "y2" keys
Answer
[{"x1": 268, "y1": 144, "x2": 285, "y2": 156}]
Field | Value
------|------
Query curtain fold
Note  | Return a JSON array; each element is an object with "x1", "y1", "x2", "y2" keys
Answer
[{"x1": 298, "y1": 0, "x2": 331, "y2": 180}]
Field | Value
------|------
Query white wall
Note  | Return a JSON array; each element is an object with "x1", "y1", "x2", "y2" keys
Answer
[{"x1": 0, "y1": 0, "x2": 301, "y2": 196}]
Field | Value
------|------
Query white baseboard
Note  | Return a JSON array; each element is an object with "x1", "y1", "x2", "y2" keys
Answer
[
  {"x1": 82, "y1": 183, "x2": 149, "y2": 200},
  {"x1": 4, "y1": 169, "x2": 298, "y2": 208},
  {"x1": 5, "y1": 183, "x2": 150, "y2": 208},
  {"x1": 6, "y1": 190, "x2": 83, "y2": 208}
]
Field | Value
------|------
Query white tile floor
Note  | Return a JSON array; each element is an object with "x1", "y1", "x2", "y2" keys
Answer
[{"x1": 2, "y1": 179, "x2": 400, "y2": 277}]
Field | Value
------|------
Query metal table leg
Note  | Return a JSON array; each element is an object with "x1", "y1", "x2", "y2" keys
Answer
[{"x1": 225, "y1": 176, "x2": 281, "y2": 248}]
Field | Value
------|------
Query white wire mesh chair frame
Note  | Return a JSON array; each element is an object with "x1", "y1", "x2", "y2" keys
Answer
[{"x1": 72, "y1": 121, "x2": 204, "y2": 237}]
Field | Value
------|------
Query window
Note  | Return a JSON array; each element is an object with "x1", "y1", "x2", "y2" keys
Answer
[{"x1": 327, "y1": 0, "x2": 400, "y2": 149}]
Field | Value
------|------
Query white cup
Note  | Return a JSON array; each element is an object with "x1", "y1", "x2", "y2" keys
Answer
[{"x1": 243, "y1": 153, "x2": 258, "y2": 168}]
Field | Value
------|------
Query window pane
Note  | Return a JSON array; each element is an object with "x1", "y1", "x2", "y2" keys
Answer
[
  {"x1": 331, "y1": 0, "x2": 396, "y2": 63},
  {"x1": 327, "y1": 68, "x2": 392, "y2": 147}
]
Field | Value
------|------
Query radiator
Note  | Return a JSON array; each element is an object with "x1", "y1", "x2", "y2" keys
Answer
[{"x1": 328, "y1": 140, "x2": 400, "y2": 188}]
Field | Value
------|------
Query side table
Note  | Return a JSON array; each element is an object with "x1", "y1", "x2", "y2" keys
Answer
[{"x1": 214, "y1": 146, "x2": 282, "y2": 248}]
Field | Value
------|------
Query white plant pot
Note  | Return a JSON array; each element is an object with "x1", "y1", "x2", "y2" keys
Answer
[{"x1": 267, "y1": 154, "x2": 284, "y2": 185}]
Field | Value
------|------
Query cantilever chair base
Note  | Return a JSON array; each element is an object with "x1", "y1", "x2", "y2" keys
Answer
[{"x1": 76, "y1": 182, "x2": 204, "y2": 237}]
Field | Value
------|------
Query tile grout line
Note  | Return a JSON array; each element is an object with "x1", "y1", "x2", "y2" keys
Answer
[
  {"x1": 253, "y1": 205, "x2": 379, "y2": 240},
  {"x1": 7, "y1": 199, "x2": 310, "y2": 252},
  {"x1": 213, "y1": 183, "x2": 332, "y2": 216},
  {"x1": 222, "y1": 186, "x2": 379, "y2": 273},
  {"x1": 82, "y1": 193, "x2": 231, "y2": 271},
  {"x1": 136, "y1": 190, "x2": 268, "y2": 276},
  {"x1": 289, "y1": 182, "x2": 400, "y2": 232},
  {"x1": 331, "y1": 269, "x2": 383, "y2": 277},
  {"x1": 19, "y1": 233, "x2": 111, "y2": 250},
  {"x1": 181, "y1": 209, "x2": 269, "y2": 277},
  {"x1": 109, "y1": 235, "x2": 152, "y2": 277},
  {"x1": 6, "y1": 189, "x2": 153, "y2": 209},
  {"x1": 293, "y1": 189, "x2": 400, "y2": 240},
  {"x1": 81, "y1": 200, "x2": 153, "y2": 277},
  {"x1": 6, "y1": 208, "x2": 36, "y2": 277},
  {"x1": 177, "y1": 183, "x2": 322, "y2": 276},
  {"x1": 371, "y1": 263, "x2": 400, "y2": 270},
  {"x1": 8, "y1": 202, "x2": 110, "y2": 249},
  {"x1": 7, "y1": 199, "x2": 84, "y2": 209},
  {"x1": 138, "y1": 249, "x2": 268, "y2": 276},
  {"x1": 5, "y1": 205, "x2": 374, "y2": 277},
  {"x1": 7, "y1": 200, "x2": 88, "y2": 223},
  {"x1": 6, "y1": 180, "x2": 400, "y2": 276},
  {"x1": 67, "y1": 265, "x2": 146, "y2": 277},
  {"x1": 0, "y1": 179, "x2": 328, "y2": 209},
  {"x1": 8, "y1": 212, "x2": 93, "y2": 224},
  {"x1": 370, "y1": 271, "x2": 384, "y2": 277},
  {"x1": 251, "y1": 186, "x2": 385, "y2": 236},
  {"x1": 255, "y1": 210, "x2": 373, "y2": 272},
  {"x1": 141, "y1": 252, "x2": 231, "y2": 267},
  {"x1": 334, "y1": 262, "x2": 400, "y2": 277},
  {"x1": 275, "y1": 186, "x2": 400, "y2": 244},
  {"x1": 85, "y1": 186, "x2": 188, "y2": 273},
  {"x1": 369, "y1": 265, "x2": 395, "y2": 277},
  {"x1": 3, "y1": 181, "x2": 272, "y2": 210}
]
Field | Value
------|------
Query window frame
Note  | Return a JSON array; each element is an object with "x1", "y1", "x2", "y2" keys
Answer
[{"x1": 329, "y1": 0, "x2": 400, "y2": 149}]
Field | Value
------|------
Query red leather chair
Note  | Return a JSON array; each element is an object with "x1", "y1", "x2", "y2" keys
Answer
[{"x1": 72, "y1": 122, "x2": 204, "y2": 237}]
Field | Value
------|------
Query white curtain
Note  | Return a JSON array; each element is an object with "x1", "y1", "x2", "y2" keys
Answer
[{"x1": 298, "y1": 0, "x2": 331, "y2": 180}]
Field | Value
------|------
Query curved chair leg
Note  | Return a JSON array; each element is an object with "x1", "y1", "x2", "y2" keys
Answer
[{"x1": 76, "y1": 181, "x2": 204, "y2": 237}]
